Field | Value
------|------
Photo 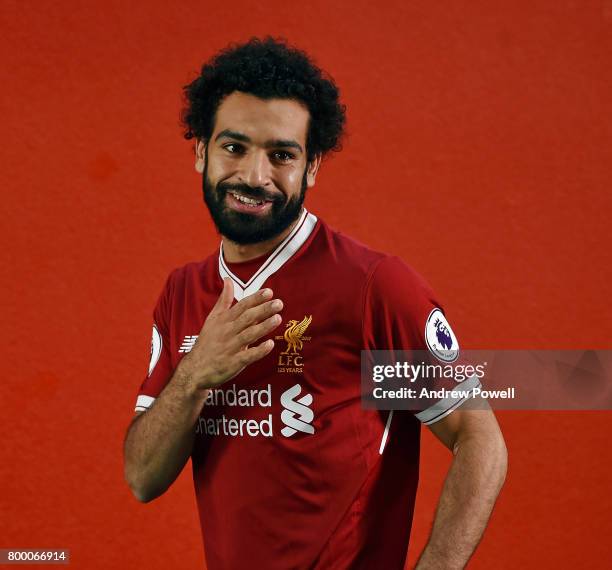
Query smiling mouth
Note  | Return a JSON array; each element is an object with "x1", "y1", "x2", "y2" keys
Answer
[
  {"x1": 224, "y1": 190, "x2": 279, "y2": 216},
  {"x1": 228, "y1": 190, "x2": 265, "y2": 206}
]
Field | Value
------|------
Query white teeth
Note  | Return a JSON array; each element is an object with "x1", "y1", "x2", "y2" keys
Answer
[{"x1": 230, "y1": 192, "x2": 263, "y2": 206}]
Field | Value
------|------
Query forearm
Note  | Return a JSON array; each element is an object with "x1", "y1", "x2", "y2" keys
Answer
[
  {"x1": 123, "y1": 368, "x2": 209, "y2": 502},
  {"x1": 416, "y1": 431, "x2": 507, "y2": 569}
]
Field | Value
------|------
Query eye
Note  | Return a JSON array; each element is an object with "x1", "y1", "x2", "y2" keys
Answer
[
  {"x1": 223, "y1": 143, "x2": 245, "y2": 155},
  {"x1": 272, "y1": 150, "x2": 295, "y2": 163}
]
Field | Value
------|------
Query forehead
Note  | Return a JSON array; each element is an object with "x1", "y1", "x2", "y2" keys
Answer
[{"x1": 213, "y1": 91, "x2": 310, "y2": 144}]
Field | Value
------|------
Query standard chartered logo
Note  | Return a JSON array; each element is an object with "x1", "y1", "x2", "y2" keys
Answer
[
  {"x1": 195, "y1": 383, "x2": 315, "y2": 438},
  {"x1": 280, "y1": 384, "x2": 315, "y2": 437}
]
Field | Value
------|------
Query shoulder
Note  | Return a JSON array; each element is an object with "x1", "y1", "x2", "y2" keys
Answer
[
  {"x1": 314, "y1": 218, "x2": 438, "y2": 310},
  {"x1": 158, "y1": 251, "x2": 219, "y2": 297},
  {"x1": 366, "y1": 255, "x2": 440, "y2": 326},
  {"x1": 368, "y1": 255, "x2": 436, "y2": 298},
  {"x1": 317, "y1": 219, "x2": 433, "y2": 293},
  {"x1": 362, "y1": 253, "x2": 441, "y2": 334},
  {"x1": 315, "y1": 218, "x2": 387, "y2": 276}
]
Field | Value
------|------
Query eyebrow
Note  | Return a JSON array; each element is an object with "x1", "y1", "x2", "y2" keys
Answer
[{"x1": 214, "y1": 129, "x2": 303, "y2": 154}]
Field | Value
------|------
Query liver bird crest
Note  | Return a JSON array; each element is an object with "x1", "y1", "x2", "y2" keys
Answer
[{"x1": 281, "y1": 315, "x2": 312, "y2": 354}]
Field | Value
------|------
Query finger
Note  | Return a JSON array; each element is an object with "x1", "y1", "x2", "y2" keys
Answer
[
  {"x1": 210, "y1": 278, "x2": 234, "y2": 315},
  {"x1": 235, "y1": 338, "x2": 275, "y2": 368},
  {"x1": 233, "y1": 298, "x2": 284, "y2": 334},
  {"x1": 233, "y1": 313, "x2": 282, "y2": 350},
  {"x1": 227, "y1": 287, "x2": 273, "y2": 319}
]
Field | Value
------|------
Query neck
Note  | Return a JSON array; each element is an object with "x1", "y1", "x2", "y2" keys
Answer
[{"x1": 221, "y1": 209, "x2": 304, "y2": 263}]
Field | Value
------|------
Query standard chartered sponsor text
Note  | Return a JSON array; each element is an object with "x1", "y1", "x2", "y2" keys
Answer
[{"x1": 196, "y1": 384, "x2": 273, "y2": 437}]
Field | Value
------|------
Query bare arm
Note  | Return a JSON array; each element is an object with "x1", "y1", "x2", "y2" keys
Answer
[
  {"x1": 123, "y1": 278, "x2": 283, "y2": 503},
  {"x1": 123, "y1": 370, "x2": 208, "y2": 503},
  {"x1": 415, "y1": 400, "x2": 507, "y2": 569}
]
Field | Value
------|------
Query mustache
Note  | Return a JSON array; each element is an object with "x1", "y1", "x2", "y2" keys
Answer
[{"x1": 217, "y1": 182, "x2": 283, "y2": 203}]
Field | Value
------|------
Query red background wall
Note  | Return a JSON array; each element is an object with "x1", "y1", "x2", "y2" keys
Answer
[{"x1": 2, "y1": 1, "x2": 611, "y2": 568}]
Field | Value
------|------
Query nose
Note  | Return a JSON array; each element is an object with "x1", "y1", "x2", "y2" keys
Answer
[{"x1": 238, "y1": 149, "x2": 272, "y2": 189}]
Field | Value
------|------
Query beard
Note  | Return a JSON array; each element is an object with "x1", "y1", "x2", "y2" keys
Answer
[{"x1": 202, "y1": 152, "x2": 308, "y2": 245}]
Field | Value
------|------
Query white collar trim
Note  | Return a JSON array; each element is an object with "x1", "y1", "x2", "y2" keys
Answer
[{"x1": 218, "y1": 208, "x2": 318, "y2": 301}]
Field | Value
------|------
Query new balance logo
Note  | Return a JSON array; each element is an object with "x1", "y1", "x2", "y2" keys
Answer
[
  {"x1": 280, "y1": 384, "x2": 315, "y2": 437},
  {"x1": 179, "y1": 335, "x2": 198, "y2": 353}
]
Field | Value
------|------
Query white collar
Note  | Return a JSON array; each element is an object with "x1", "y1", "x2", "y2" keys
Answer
[{"x1": 218, "y1": 208, "x2": 318, "y2": 301}]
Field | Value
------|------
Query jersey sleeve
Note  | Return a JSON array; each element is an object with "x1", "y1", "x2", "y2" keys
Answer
[
  {"x1": 134, "y1": 271, "x2": 176, "y2": 412},
  {"x1": 362, "y1": 255, "x2": 481, "y2": 425}
]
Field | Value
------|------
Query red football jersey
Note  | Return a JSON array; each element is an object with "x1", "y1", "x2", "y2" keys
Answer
[{"x1": 134, "y1": 209, "x2": 478, "y2": 569}]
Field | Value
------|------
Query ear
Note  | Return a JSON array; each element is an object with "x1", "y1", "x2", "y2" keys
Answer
[
  {"x1": 195, "y1": 138, "x2": 207, "y2": 174},
  {"x1": 306, "y1": 153, "x2": 322, "y2": 188}
]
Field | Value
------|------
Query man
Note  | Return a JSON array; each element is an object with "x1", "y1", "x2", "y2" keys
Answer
[{"x1": 123, "y1": 37, "x2": 507, "y2": 569}]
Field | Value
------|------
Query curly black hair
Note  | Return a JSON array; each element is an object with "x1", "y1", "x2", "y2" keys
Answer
[{"x1": 180, "y1": 36, "x2": 346, "y2": 162}]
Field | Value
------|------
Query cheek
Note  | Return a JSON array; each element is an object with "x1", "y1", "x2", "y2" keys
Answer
[
  {"x1": 279, "y1": 166, "x2": 304, "y2": 192},
  {"x1": 208, "y1": 160, "x2": 226, "y2": 180},
  {"x1": 207, "y1": 149, "x2": 233, "y2": 175},
  {"x1": 207, "y1": 161, "x2": 233, "y2": 186}
]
